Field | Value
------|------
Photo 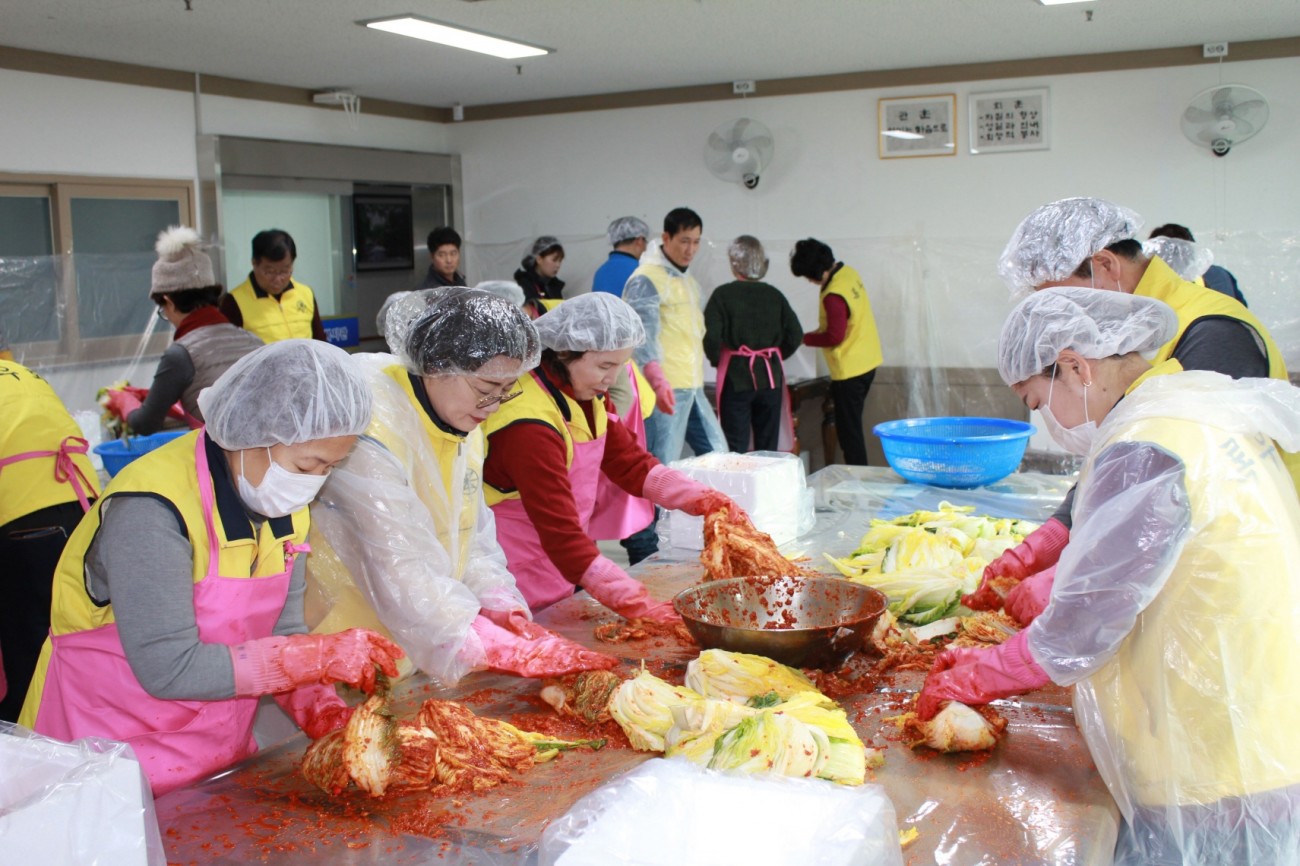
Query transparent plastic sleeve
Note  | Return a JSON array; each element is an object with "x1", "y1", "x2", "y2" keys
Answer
[
  {"x1": 538, "y1": 757, "x2": 903, "y2": 866},
  {"x1": 0, "y1": 722, "x2": 167, "y2": 866}
]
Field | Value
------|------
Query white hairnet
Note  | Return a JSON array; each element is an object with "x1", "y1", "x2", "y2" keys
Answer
[
  {"x1": 1142, "y1": 236, "x2": 1214, "y2": 282},
  {"x1": 375, "y1": 291, "x2": 412, "y2": 339},
  {"x1": 727, "y1": 234, "x2": 769, "y2": 280},
  {"x1": 523, "y1": 236, "x2": 563, "y2": 270},
  {"x1": 389, "y1": 286, "x2": 540, "y2": 378},
  {"x1": 997, "y1": 286, "x2": 1177, "y2": 385},
  {"x1": 199, "y1": 339, "x2": 373, "y2": 449},
  {"x1": 474, "y1": 279, "x2": 526, "y2": 309},
  {"x1": 533, "y1": 291, "x2": 645, "y2": 352},
  {"x1": 998, "y1": 197, "x2": 1144, "y2": 297},
  {"x1": 607, "y1": 216, "x2": 650, "y2": 248}
]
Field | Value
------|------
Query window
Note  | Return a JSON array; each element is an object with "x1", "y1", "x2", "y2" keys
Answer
[{"x1": 0, "y1": 174, "x2": 193, "y2": 363}]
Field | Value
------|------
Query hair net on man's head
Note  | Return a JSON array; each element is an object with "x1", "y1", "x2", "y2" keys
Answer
[
  {"x1": 998, "y1": 197, "x2": 1144, "y2": 297},
  {"x1": 474, "y1": 279, "x2": 526, "y2": 309},
  {"x1": 607, "y1": 216, "x2": 650, "y2": 248},
  {"x1": 997, "y1": 286, "x2": 1177, "y2": 385},
  {"x1": 727, "y1": 235, "x2": 769, "y2": 280},
  {"x1": 199, "y1": 339, "x2": 373, "y2": 450},
  {"x1": 375, "y1": 291, "x2": 412, "y2": 339},
  {"x1": 399, "y1": 285, "x2": 540, "y2": 378},
  {"x1": 534, "y1": 291, "x2": 645, "y2": 353},
  {"x1": 1142, "y1": 236, "x2": 1213, "y2": 282}
]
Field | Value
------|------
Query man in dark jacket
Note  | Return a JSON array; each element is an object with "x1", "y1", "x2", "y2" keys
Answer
[{"x1": 420, "y1": 226, "x2": 466, "y2": 288}]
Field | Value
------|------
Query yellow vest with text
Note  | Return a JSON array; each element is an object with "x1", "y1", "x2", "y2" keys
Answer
[
  {"x1": 1136, "y1": 254, "x2": 1298, "y2": 488},
  {"x1": 229, "y1": 278, "x2": 317, "y2": 343},
  {"x1": 381, "y1": 365, "x2": 482, "y2": 577},
  {"x1": 631, "y1": 263, "x2": 705, "y2": 389},
  {"x1": 819, "y1": 265, "x2": 882, "y2": 381},
  {"x1": 0, "y1": 360, "x2": 100, "y2": 527},
  {"x1": 19, "y1": 431, "x2": 309, "y2": 725},
  {"x1": 481, "y1": 371, "x2": 607, "y2": 506},
  {"x1": 1078, "y1": 371, "x2": 1300, "y2": 806}
]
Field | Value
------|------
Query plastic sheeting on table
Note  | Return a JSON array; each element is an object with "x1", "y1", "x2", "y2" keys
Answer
[
  {"x1": 154, "y1": 477, "x2": 1118, "y2": 866},
  {"x1": 809, "y1": 464, "x2": 1075, "y2": 522}
]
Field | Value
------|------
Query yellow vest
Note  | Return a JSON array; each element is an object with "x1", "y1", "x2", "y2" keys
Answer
[
  {"x1": 20, "y1": 431, "x2": 308, "y2": 726},
  {"x1": 481, "y1": 370, "x2": 607, "y2": 506},
  {"x1": 535, "y1": 298, "x2": 564, "y2": 314},
  {"x1": 228, "y1": 278, "x2": 317, "y2": 343},
  {"x1": 1136, "y1": 254, "x2": 1298, "y2": 489},
  {"x1": 631, "y1": 361, "x2": 656, "y2": 420},
  {"x1": 630, "y1": 262, "x2": 705, "y2": 389},
  {"x1": 1078, "y1": 388, "x2": 1300, "y2": 806},
  {"x1": 819, "y1": 265, "x2": 882, "y2": 381},
  {"x1": 381, "y1": 365, "x2": 483, "y2": 577},
  {"x1": 0, "y1": 360, "x2": 99, "y2": 527}
]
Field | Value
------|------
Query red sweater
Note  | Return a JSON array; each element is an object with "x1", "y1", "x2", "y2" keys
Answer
[
  {"x1": 482, "y1": 368, "x2": 659, "y2": 582},
  {"x1": 802, "y1": 293, "x2": 848, "y2": 348}
]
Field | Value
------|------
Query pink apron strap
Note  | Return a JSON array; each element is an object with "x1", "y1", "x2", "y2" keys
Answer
[{"x1": 0, "y1": 436, "x2": 96, "y2": 512}]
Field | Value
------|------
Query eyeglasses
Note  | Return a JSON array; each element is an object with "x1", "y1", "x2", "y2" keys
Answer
[{"x1": 467, "y1": 377, "x2": 522, "y2": 409}]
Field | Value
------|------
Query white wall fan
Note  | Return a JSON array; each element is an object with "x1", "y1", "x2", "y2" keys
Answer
[
  {"x1": 704, "y1": 118, "x2": 774, "y2": 189},
  {"x1": 1181, "y1": 85, "x2": 1269, "y2": 157}
]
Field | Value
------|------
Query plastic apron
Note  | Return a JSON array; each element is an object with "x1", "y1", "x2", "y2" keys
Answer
[
  {"x1": 0, "y1": 435, "x2": 95, "y2": 512},
  {"x1": 492, "y1": 372, "x2": 608, "y2": 611},
  {"x1": 33, "y1": 433, "x2": 306, "y2": 796},
  {"x1": 716, "y1": 345, "x2": 794, "y2": 452},
  {"x1": 589, "y1": 363, "x2": 655, "y2": 540}
]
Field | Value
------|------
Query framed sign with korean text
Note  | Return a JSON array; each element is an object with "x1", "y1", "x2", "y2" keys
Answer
[
  {"x1": 877, "y1": 94, "x2": 957, "y2": 159},
  {"x1": 969, "y1": 88, "x2": 1049, "y2": 154}
]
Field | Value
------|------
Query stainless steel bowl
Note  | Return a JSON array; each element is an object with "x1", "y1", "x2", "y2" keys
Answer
[{"x1": 673, "y1": 575, "x2": 888, "y2": 670}]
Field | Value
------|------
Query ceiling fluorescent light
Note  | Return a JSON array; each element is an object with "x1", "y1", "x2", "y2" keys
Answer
[
  {"x1": 1037, "y1": 0, "x2": 1093, "y2": 5},
  {"x1": 362, "y1": 15, "x2": 551, "y2": 59}
]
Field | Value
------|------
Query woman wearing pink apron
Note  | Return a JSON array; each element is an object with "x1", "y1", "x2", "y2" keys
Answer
[
  {"x1": 587, "y1": 361, "x2": 655, "y2": 541},
  {"x1": 703, "y1": 235, "x2": 804, "y2": 453},
  {"x1": 19, "y1": 340, "x2": 402, "y2": 796},
  {"x1": 483, "y1": 293, "x2": 745, "y2": 617}
]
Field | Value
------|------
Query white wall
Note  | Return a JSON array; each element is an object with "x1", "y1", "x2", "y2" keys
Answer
[{"x1": 448, "y1": 57, "x2": 1300, "y2": 377}]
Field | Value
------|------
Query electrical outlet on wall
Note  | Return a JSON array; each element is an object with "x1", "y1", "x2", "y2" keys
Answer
[
  {"x1": 1203, "y1": 42, "x2": 1229, "y2": 58},
  {"x1": 732, "y1": 80, "x2": 757, "y2": 95}
]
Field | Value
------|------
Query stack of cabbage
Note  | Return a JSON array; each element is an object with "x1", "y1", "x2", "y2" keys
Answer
[
  {"x1": 608, "y1": 649, "x2": 881, "y2": 785},
  {"x1": 826, "y1": 503, "x2": 1038, "y2": 625}
]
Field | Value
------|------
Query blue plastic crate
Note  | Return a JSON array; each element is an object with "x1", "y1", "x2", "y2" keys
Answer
[
  {"x1": 93, "y1": 429, "x2": 190, "y2": 477},
  {"x1": 872, "y1": 417, "x2": 1035, "y2": 489}
]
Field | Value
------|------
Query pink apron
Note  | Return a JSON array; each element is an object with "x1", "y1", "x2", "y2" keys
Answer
[
  {"x1": 588, "y1": 362, "x2": 655, "y2": 540},
  {"x1": 0, "y1": 435, "x2": 96, "y2": 512},
  {"x1": 34, "y1": 432, "x2": 307, "y2": 796},
  {"x1": 716, "y1": 345, "x2": 795, "y2": 452},
  {"x1": 493, "y1": 372, "x2": 609, "y2": 610}
]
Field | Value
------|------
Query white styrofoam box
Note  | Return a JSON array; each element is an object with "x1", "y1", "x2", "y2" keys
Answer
[
  {"x1": 663, "y1": 451, "x2": 813, "y2": 550},
  {"x1": 0, "y1": 729, "x2": 163, "y2": 866}
]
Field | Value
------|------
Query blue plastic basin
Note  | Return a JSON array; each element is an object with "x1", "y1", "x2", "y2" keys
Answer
[
  {"x1": 93, "y1": 429, "x2": 190, "y2": 477},
  {"x1": 873, "y1": 417, "x2": 1035, "y2": 489}
]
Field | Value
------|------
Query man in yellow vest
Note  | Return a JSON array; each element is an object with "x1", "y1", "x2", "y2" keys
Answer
[
  {"x1": 921, "y1": 287, "x2": 1300, "y2": 866},
  {"x1": 221, "y1": 229, "x2": 328, "y2": 344},
  {"x1": 966, "y1": 196, "x2": 1294, "y2": 621},
  {"x1": 624, "y1": 207, "x2": 728, "y2": 468},
  {"x1": 0, "y1": 358, "x2": 99, "y2": 721},
  {"x1": 790, "y1": 238, "x2": 883, "y2": 466}
]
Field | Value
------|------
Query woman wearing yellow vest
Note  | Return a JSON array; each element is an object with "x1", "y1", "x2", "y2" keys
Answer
[
  {"x1": 919, "y1": 288, "x2": 1300, "y2": 866},
  {"x1": 221, "y1": 229, "x2": 328, "y2": 343},
  {"x1": 305, "y1": 287, "x2": 616, "y2": 688},
  {"x1": 0, "y1": 358, "x2": 98, "y2": 722},
  {"x1": 790, "y1": 238, "x2": 882, "y2": 466},
  {"x1": 19, "y1": 341, "x2": 402, "y2": 796},
  {"x1": 515, "y1": 235, "x2": 567, "y2": 319},
  {"x1": 482, "y1": 292, "x2": 743, "y2": 613}
]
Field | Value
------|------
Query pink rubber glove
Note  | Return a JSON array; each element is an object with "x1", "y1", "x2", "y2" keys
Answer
[
  {"x1": 1004, "y1": 565, "x2": 1055, "y2": 627},
  {"x1": 641, "y1": 464, "x2": 747, "y2": 521},
  {"x1": 642, "y1": 361, "x2": 676, "y2": 415},
  {"x1": 962, "y1": 517, "x2": 1069, "y2": 610},
  {"x1": 470, "y1": 616, "x2": 618, "y2": 679},
  {"x1": 274, "y1": 684, "x2": 355, "y2": 740},
  {"x1": 102, "y1": 388, "x2": 143, "y2": 421},
  {"x1": 916, "y1": 630, "x2": 1051, "y2": 721},
  {"x1": 229, "y1": 628, "x2": 404, "y2": 697},
  {"x1": 580, "y1": 556, "x2": 680, "y2": 623},
  {"x1": 480, "y1": 607, "x2": 551, "y2": 642}
]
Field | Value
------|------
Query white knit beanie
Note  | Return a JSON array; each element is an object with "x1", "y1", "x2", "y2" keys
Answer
[{"x1": 150, "y1": 226, "x2": 215, "y2": 297}]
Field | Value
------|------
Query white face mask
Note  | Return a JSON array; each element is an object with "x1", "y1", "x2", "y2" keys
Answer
[
  {"x1": 1039, "y1": 366, "x2": 1097, "y2": 456},
  {"x1": 237, "y1": 448, "x2": 328, "y2": 518}
]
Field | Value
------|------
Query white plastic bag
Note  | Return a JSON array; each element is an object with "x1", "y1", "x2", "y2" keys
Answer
[
  {"x1": 539, "y1": 757, "x2": 903, "y2": 866},
  {"x1": 0, "y1": 722, "x2": 166, "y2": 866}
]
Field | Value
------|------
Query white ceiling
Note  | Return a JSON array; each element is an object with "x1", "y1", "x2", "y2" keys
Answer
[{"x1": 3, "y1": 0, "x2": 1298, "y2": 109}]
